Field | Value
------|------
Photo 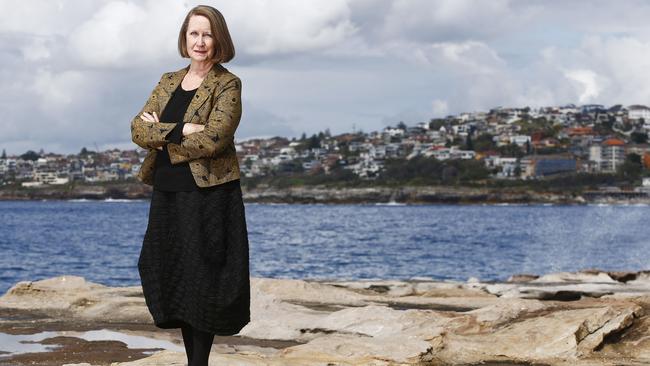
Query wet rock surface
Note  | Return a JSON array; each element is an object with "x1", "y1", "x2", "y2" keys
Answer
[{"x1": 0, "y1": 270, "x2": 649, "y2": 365}]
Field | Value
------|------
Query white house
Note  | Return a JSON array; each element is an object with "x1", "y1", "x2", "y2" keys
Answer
[
  {"x1": 628, "y1": 105, "x2": 650, "y2": 121},
  {"x1": 383, "y1": 126, "x2": 405, "y2": 137}
]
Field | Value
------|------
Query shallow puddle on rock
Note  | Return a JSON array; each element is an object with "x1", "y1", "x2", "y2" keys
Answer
[
  {"x1": 0, "y1": 328, "x2": 184, "y2": 358},
  {"x1": 0, "y1": 331, "x2": 62, "y2": 355},
  {"x1": 65, "y1": 329, "x2": 184, "y2": 353}
]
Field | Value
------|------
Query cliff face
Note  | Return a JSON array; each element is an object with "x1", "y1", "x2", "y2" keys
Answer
[
  {"x1": 243, "y1": 185, "x2": 581, "y2": 204},
  {"x1": 1, "y1": 270, "x2": 650, "y2": 365},
  {"x1": 3, "y1": 182, "x2": 649, "y2": 204},
  {"x1": 0, "y1": 182, "x2": 152, "y2": 200}
]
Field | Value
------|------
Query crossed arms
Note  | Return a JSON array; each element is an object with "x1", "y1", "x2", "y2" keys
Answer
[{"x1": 130, "y1": 74, "x2": 242, "y2": 164}]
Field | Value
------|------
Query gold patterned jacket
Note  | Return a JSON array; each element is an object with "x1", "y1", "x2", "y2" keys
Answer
[{"x1": 130, "y1": 63, "x2": 242, "y2": 188}]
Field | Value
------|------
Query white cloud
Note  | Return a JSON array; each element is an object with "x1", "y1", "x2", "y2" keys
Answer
[
  {"x1": 431, "y1": 99, "x2": 449, "y2": 118},
  {"x1": 564, "y1": 69, "x2": 601, "y2": 104},
  {"x1": 6, "y1": 1, "x2": 650, "y2": 154},
  {"x1": 20, "y1": 37, "x2": 51, "y2": 61},
  {"x1": 0, "y1": 1, "x2": 74, "y2": 35},
  {"x1": 32, "y1": 68, "x2": 89, "y2": 111},
  {"x1": 222, "y1": 0, "x2": 357, "y2": 58},
  {"x1": 67, "y1": 0, "x2": 185, "y2": 68},
  {"x1": 374, "y1": 0, "x2": 536, "y2": 43}
]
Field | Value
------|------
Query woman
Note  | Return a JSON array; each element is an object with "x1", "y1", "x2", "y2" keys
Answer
[{"x1": 130, "y1": 5, "x2": 249, "y2": 365}]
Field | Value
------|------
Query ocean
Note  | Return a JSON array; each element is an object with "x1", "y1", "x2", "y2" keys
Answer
[{"x1": 0, "y1": 199, "x2": 648, "y2": 294}]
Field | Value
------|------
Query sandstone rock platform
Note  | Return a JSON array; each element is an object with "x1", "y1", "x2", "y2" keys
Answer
[{"x1": 1, "y1": 269, "x2": 650, "y2": 365}]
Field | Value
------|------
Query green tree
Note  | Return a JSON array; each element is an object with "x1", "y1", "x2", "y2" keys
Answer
[
  {"x1": 277, "y1": 160, "x2": 304, "y2": 174},
  {"x1": 617, "y1": 153, "x2": 643, "y2": 182},
  {"x1": 441, "y1": 165, "x2": 459, "y2": 184},
  {"x1": 429, "y1": 118, "x2": 446, "y2": 130},
  {"x1": 631, "y1": 132, "x2": 648, "y2": 144},
  {"x1": 1, "y1": 149, "x2": 6, "y2": 159},
  {"x1": 380, "y1": 156, "x2": 444, "y2": 183},
  {"x1": 20, "y1": 150, "x2": 40, "y2": 161},
  {"x1": 594, "y1": 117, "x2": 615, "y2": 135},
  {"x1": 465, "y1": 134, "x2": 474, "y2": 151},
  {"x1": 473, "y1": 133, "x2": 496, "y2": 152},
  {"x1": 308, "y1": 134, "x2": 320, "y2": 149},
  {"x1": 497, "y1": 143, "x2": 524, "y2": 158},
  {"x1": 448, "y1": 136, "x2": 463, "y2": 147},
  {"x1": 379, "y1": 157, "x2": 489, "y2": 185},
  {"x1": 455, "y1": 159, "x2": 490, "y2": 181}
]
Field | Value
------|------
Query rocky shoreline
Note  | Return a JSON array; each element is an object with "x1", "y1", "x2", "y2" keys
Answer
[
  {"x1": 1, "y1": 182, "x2": 647, "y2": 204},
  {"x1": 1, "y1": 269, "x2": 650, "y2": 365}
]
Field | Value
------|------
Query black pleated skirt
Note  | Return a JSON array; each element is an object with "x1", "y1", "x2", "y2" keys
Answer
[{"x1": 137, "y1": 179, "x2": 251, "y2": 336}]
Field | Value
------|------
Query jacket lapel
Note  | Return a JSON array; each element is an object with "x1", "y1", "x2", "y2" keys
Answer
[
  {"x1": 156, "y1": 63, "x2": 226, "y2": 123},
  {"x1": 182, "y1": 63, "x2": 226, "y2": 123},
  {"x1": 158, "y1": 67, "x2": 188, "y2": 115}
]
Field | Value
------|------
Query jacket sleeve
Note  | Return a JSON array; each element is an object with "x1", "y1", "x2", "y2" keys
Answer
[
  {"x1": 166, "y1": 122, "x2": 186, "y2": 144},
  {"x1": 130, "y1": 74, "x2": 178, "y2": 149},
  {"x1": 167, "y1": 76, "x2": 242, "y2": 164}
]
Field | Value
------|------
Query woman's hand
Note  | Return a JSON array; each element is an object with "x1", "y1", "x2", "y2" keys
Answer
[
  {"x1": 182, "y1": 123, "x2": 205, "y2": 136},
  {"x1": 140, "y1": 112, "x2": 164, "y2": 150},
  {"x1": 140, "y1": 111, "x2": 159, "y2": 123}
]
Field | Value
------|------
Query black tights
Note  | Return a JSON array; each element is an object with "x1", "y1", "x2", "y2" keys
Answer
[{"x1": 180, "y1": 322, "x2": 215, "y2": 366}]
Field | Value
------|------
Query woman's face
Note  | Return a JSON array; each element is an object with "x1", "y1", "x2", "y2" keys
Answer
[{"x1": 186, "y1": 15, "x2": 214, "y2": 63}]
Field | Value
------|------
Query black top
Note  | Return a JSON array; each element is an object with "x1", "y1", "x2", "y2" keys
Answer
[{"x1": 153, "y1": 85, "x2": 199, "y2": 191}]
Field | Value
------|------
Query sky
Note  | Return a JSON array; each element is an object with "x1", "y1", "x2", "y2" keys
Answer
[{"x1": 3, "y1": 0, "x2": 650, "y2": 155}]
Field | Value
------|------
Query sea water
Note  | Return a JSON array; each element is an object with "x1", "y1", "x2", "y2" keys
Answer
[{"x1": 0, "y1": 200, "x2": 648, "y2": 293}]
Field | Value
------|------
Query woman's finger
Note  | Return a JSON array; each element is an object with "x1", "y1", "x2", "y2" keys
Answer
[{"x1": 140, "y1": 112, "x2": 155, "y2": 122}]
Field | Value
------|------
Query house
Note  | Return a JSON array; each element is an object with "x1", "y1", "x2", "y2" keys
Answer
[
  {"x1": 497, "y1": 134, "x2": 530, "y2": 147},
  {"x1": 581, "y1": 104, "x2": 606, "y2": 114},
  {"x1": 628, "y1": 105, "x2": 650, "y2": 121},
  {"x1": 383, "y1": 126, "x2": 405, "y2": 137},
  {"x1": 521, "y1": 155, "x2": 576, "y2": 178},
  {"x1": 416, "y1": 122, "x2": 430, "y2": 130},
  {"x1": 347, "y1": 159, "x2": 383, "y2": 179},
  {"x1": 484, "y1": 156, "x2": 519, "y2": 178},
  {"x1": 599, "y1": 138, "x2": 626, "y2": 172},
  {"x1": 424, "y1": 147, "x2": 450, "y2": 160},
  {"x1": 423, "y1": 147, "x2": 475, "y2": 160},
  {"x1": 451, "y1": 124, "x2": 470, "y2": 137}
]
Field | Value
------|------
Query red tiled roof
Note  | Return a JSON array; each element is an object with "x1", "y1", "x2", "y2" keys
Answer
[
  {"x1": 603, "y1": 138, "x2": 625, "y2": 146},
  {"x1": 566, "y1": 127, "x2": 594, "y2": 136}
]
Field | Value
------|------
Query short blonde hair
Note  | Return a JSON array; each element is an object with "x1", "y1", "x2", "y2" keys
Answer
[{"x1": 177, "y1": 5, "x2": 235, "y2": 63}]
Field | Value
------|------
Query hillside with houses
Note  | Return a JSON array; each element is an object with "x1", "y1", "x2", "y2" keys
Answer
[{"x1": 2, "y1": 103, "x2": 650, "y2": 200}]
